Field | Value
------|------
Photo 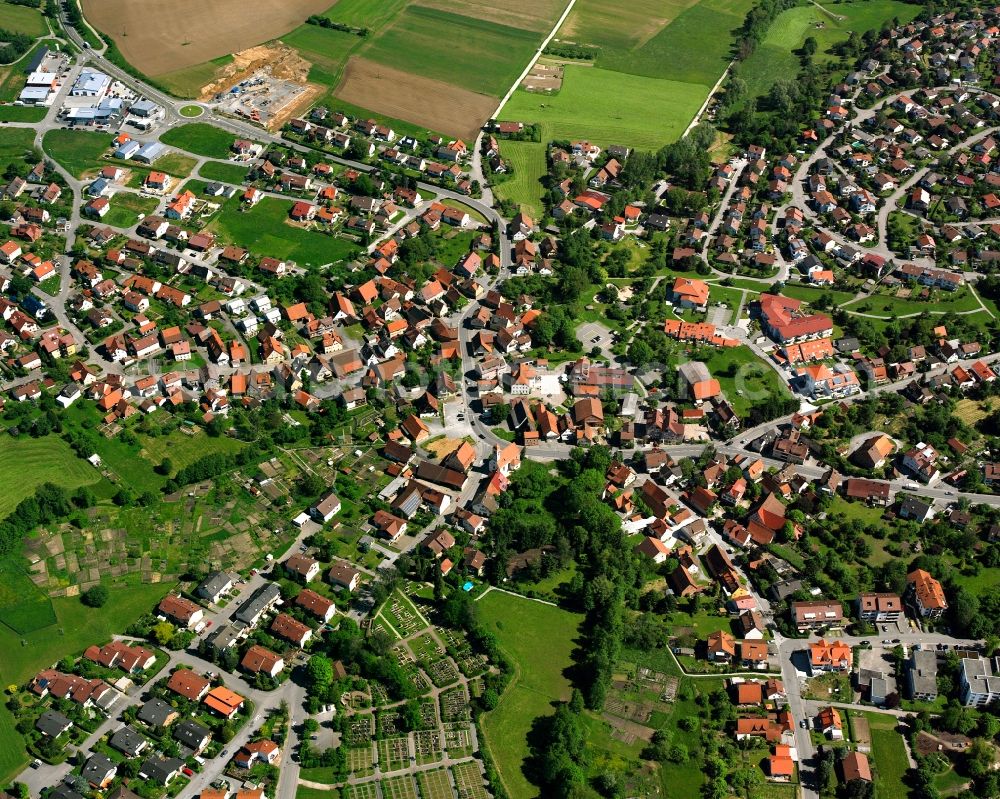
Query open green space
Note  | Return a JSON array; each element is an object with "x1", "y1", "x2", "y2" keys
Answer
[
  {"x1": 282, "y1": 23, "x2": 362, "y2": 88},
  {"x1": 103, "y1": 191, "x2": 159, "y2": 228},
  {"x1": 863, "y1": 713, "x2": 912, "y2": 799},
  {"x1": 0, "y1": 2, "x2": 47, "y2": 37},
  {"x1": 844, "y1": 287, "x2": 982, "y2": 318},
  {"x1": 478, "y1": 590, "x2": 582, "y2": 799},
  {"x1": 0, "y1": 436, "x2": 102, "y2": 519},
  {"x1": 501, "y1": 65, "x2": 706, "y2": 150},
  {"x1": 780, "y1": 282, "x2": 856, "y2": 307},
  {"x1": 701, "y1": 345, "x2": 793, "y2": 417},
  {"x1": 0, "y1": 104, "x2": 44, "y2": 122},
  {"x1": 156, "y1": 54, "x2": 234, "y2": 99},
  {"x1": 364, "y1": 6, "x2": 539, "y2": 97},
  {"x1": 740, "y1": 0, "x2": 917, "y2": 98},
  {"x1": 0, "y1": 582, "x2": 175, "y2": 784},
  {"x1": 208, "y1": 195, "x2": 360, "y2": 266},
  {"x1": 0, "y1": 557, "x2": 55, "y2": 635},
  {"x1": 138, "y1": 428, "x2": 245, "y2": 477},
  {"x1": 557, "y1": 0, "x2": 698, "y2": 53},
  {"x1": 160, "y1": 122, "x2": 238, "y2": 159},
  {"x1": 42, "y1": 128, "x2": 110, "y2": 178},
  {"x1": 493, "y1": 140, "x2": 547, "y2": 219},
  {"x1": 198, "y1": 159, "x2": 250, "y2": 184},
  {"x1": 179, "y1": 104, "x2": 204, "y2": 117},
  {"x1": 0, "y1": 125, "x2": 35, "y2": 171}
]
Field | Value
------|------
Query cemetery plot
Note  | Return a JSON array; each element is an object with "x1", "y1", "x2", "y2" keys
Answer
[
  {"x1": 377, "y1": 710, "x2": 402, "y2": 736},
  {"x1": 346, "y1": 744, "x2": 376, "y2": 777},
  {"x1": 377, "y1": 735, "x2": 411, "y2": 772},
  {"x1": 426, "y1": 657, "x2": 461, "y2": 688},
  {"x1": 380, "y1": 775, "x2": 419, "y2": 799},
  {"x1": 418, "y1": 768, "x2": 455, "y2": 799},
  {"x1": 418, "y1": 701, "x2": 439, "y2": 728},
  {"x1": 443, "y1": 722, "x2": 474, "y2": 759},
  {"x1": 382, "y1": 591, "x2": 428, "y2": 637},
  {"x1": 414, "y1": 728, "x2": 444, "y2": 765},
  {"x1": 451, "y1": 761, "x2": 490, "y2": 799},
  {"x1": 440, "y1": 685, "x2": 471, "y2": 722},
  {"x1": 342, "y1": 785, "x2": 379, "y2": 799},
  {"x1": 410, "y1": 631, "x2": 444, "y2": 661},
  {"x1": 347, "y1": 714, "x2": 375, "y2": 746}
]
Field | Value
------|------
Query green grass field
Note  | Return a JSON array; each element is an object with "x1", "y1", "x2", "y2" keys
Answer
[
  {"x1": 197, "y1": 159, "x2": 250, "y2": 184},
  {"x1": 139, "y1": 428, "x2": 245, "y2": 477},
  {"x1": 558, "y1": 0, "x2": 699, "y2": 53},
  {"x1": 501, "y1": 65, "x2": 706, "y2": 149},
  {"x1": 103, "y1": 191, "x2": 159, "y2": 228},
  {"x1": 701, "y1": 345, "x2": 793, "y2": 416},
  {"x1": 282, "y1": 23, "x2": 363, "y2": 88},
  {"x1": 0, "y1": 436, "x2": 102, "y2": 519},
  {"x1": 477, "y1": 590, "x2": 582, "y2": 799},
  {"x1": 156, "y1": 54, "x2": 234, "y2": 99},
  {"x1": 0, "y1": 125, "x2": 35, "y2": 172},
  {"x1": 209, "y1": 196, "x2": 359, "y2": 266},
  {"x1": 865, "y1": 713, "x2": 912, "y2": 799},
  {"x1": 179, "y1": 104, "x2": 204, "y2": 117},
  {"x1": 740, "y1": 0, "x2": 917, "y2": 98},
  {"x1": 42, "y1": 129, "x2": 111, "y2": 178},
  {"x1": 0, "y1": 582, "x2": 175, "y2": 784},
  {"x1": 364, "y1": 6, "x2": 539, "y2": 97},
  {"x1": 0, "y1": 558, "x2": 55, "y2": 635},
  {"x1": 0, "y1": 104, "x2": 44, "y2": 122},
  {"x1": 0, "y1": 2, "x2": 47, "y2": 37},
  {"x1": 160, "y1": 123, "x2": 238, "y2": 159},
  {"x1": 493, "y1": 140, "x2": 547, "y2": 218}
]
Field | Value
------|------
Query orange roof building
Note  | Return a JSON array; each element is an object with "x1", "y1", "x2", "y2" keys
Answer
[{"x1": 203, "y1": 686, "x2": 244, "y2": 718}]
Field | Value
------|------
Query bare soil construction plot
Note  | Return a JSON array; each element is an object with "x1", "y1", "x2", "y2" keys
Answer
[
  {"x1": 521, "y1": 62, "x2": 563, "y2": 92},
  {"x1": 81, "y1": 0, "x2": 333, "y2": 77},
  {"x1": 335, "y1": 57, "x2": 495, "y2": 140}
]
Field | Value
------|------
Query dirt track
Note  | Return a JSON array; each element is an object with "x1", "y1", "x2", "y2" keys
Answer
[
  {"x1": 81, "y1": 0, "x2": 333, "y2": 76},
  {"x1": 336, "y1": 57, "x2": 495, "y2": 139}
]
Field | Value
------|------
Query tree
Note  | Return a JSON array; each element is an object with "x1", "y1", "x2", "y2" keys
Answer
[
  {"x1": 81, "y1": 584, "x2": 109, "y2": 607},
  {"x1": 152, "y1": 621, "x2": 175, "y2": 646},
  {"x1": 306, "y1": 655, "x2": 334, "y2": 691}
]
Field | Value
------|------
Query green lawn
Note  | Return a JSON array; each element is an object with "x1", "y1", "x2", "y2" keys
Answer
[
  {"x1": 0, "y1": 2, "x2": 47, "y2": 36},
  {"x1": 198, "y1": 159, "x2": 250, "y2": 184},
  {"x1": 179, "y1": 104, "x2": 204, "y2": 117},
  {"x1": 477, "y1": 590, "x2": 582, "y2": 799},
  {"x1": 493, "y1": 140, "x2": 547, "y2": 219},
  {"x1": 864, "y1": 713, "x2": 912, "y2": 799},
  {"x1": 104, "y1": 191, "x2": 159, "y2": 228},
  {"x1": 42, "y1": 129, "x2": 113, "y2": 178},
  {"x1": 364, "y1": 6, "x2": 540, "y2": 97},
  {"x1": 297, "y1": 788, "x2": 340, "y2": 799},
  {"x1": 844, "y1": 287, "x2": 981, "y2": 318},
  {"x1": 500, "y1": 65, "x2": 706, "y2": 150},
  {"x1": 740, "y1": 1, "x2": 917, "y2": 98},
  {"x1": 0, "y1": 436, "x2": 102, "y2": 519},
  {"x1": 701, "y1": 345, "x2": 793, "y2": 417},
  {"x1": 779, "y1": 283, "x2": 857, "y2": 307},
  {"x1": 0, "y1": 582, "x2": 175, "y2": 784},
  {"x1": 0, "y1": 126, "x2": 37, "y2": 172},
  {"x1": 138, "y1": 428, "x2": 245, "y2": 477},
  {"x1": 208, "y1": 196, "x2": 360, "y2": 266},
  {"x1": 0, "y1": 104, "x2": 45, "y2": 122},
  {"x1": 161, "y1": 123, "x2": 240, "y2": 159}
]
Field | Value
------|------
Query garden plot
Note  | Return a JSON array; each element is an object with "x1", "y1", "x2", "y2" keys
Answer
[
  {"x1": 410, "y1": 631, "x2": 445, "y2": 661},
  {"x1": 414, "y1": 729, "x2": 444, "y2": 765},
  {"x1": 380, "y1": 775, "x2": 419, "y2": 799},
  {"x1": 451, "y1": 761, "x2": 490, "y2": 799},
  {"x1": 418, "y1": 768, "x2": 455, "y2": 799},
  {"x1": 377, "y1": 735, "x2": 411, "y2": 772}
]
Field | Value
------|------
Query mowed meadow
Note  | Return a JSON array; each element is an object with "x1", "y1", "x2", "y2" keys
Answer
[{"x1": 499, "y1": 0, "x2": 756, "y2": 150}]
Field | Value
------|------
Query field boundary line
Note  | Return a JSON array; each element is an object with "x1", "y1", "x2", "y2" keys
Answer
[{"x1": 492, "y1": 0, "x2": 579, "y2": 118}]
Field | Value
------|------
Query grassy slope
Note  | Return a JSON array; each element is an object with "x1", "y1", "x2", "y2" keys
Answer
[
  {"x1": 0, "y1": 582, "x2": 175, "y2": 783},
  {"x1": 701, "y1": 345, "x2": 794, "y2": 417},
  {"x1": 0, "y1": 436, "x2": 102, "y2": 518},
  {"x1": 139, "y1": 429, "x2": 245, "y2": 478},
  {"x1": 0, "y1": 3, "x2": 47, "y2": 37},
  {"x1": 493, "y1": 140, "x2": 547, "y2": 219},
  {"x1": 42, "y1": 128, "x2": 109, "y2": 178},
  {"x1": 477, "y1": 590, "x2": 582, "y2": 799},
  {"x1": 501, "y1": 66, "x2": 706, "y2": 150}
]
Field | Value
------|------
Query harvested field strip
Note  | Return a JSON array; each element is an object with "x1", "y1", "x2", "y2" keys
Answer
[
  {"x1": 557, "y1": 0, "x2": 698, "y2": 52},
  {"x1": 335, "y1": 58, "x2": 495, "y2": 141},
  {"x1": 81, "y1": 0, "x2": 334, "y2": 76},
  {"x1": 420, "y1": 0, "x2": 567, "y2": 33},
  {"x1": 157, "y1": 55, "x2": 234, "y2": 99}
]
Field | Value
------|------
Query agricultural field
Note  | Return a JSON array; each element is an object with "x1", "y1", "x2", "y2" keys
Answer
[
  {"x1": 0, "y1": 436, "x2": 102, "y2": 519},
  {"x1": 157, "y1": 55, "x2": 235, "y2": 99},
  {"x1": 103, "y1": 191, "x2": 159, "y2": 228},
  {"x1": 281, "y1": 23, "x2": 362, "y2": 88},
  {"x1": 0, "y1": 2, "x2": 46, "y2": 37},
  {"x1": 80, "y1": 0, "x2": 333, "y2": 76},
  {"x1": 161, "y1": 122, "x2": 241, "y2": 159},
  {"x1": 863, "y1": 713, "x2": 913, "y2": 799},
  {"x1": 493, "y1": 140, "x2": 548, "y2": 218},
  {"x1": 740, "y1": 0, "x2": 918, "y2": 98},
  {"x1": 557, "y1": 0, "x2": 699, "y2": 54},
  {"x1": 500, "y1": 66, "x2": 706, "y2": 150},
  {"x1": 477, "y1": 590, "x2": 582, "y2": 799},
  {"x1": 208, "y1": 195, "x2": 360, "y2": 266}
]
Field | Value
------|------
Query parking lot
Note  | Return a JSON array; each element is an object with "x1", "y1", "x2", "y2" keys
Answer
[{"x1": 577, "y1": 321, "x2": 615, "y2": 359}]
